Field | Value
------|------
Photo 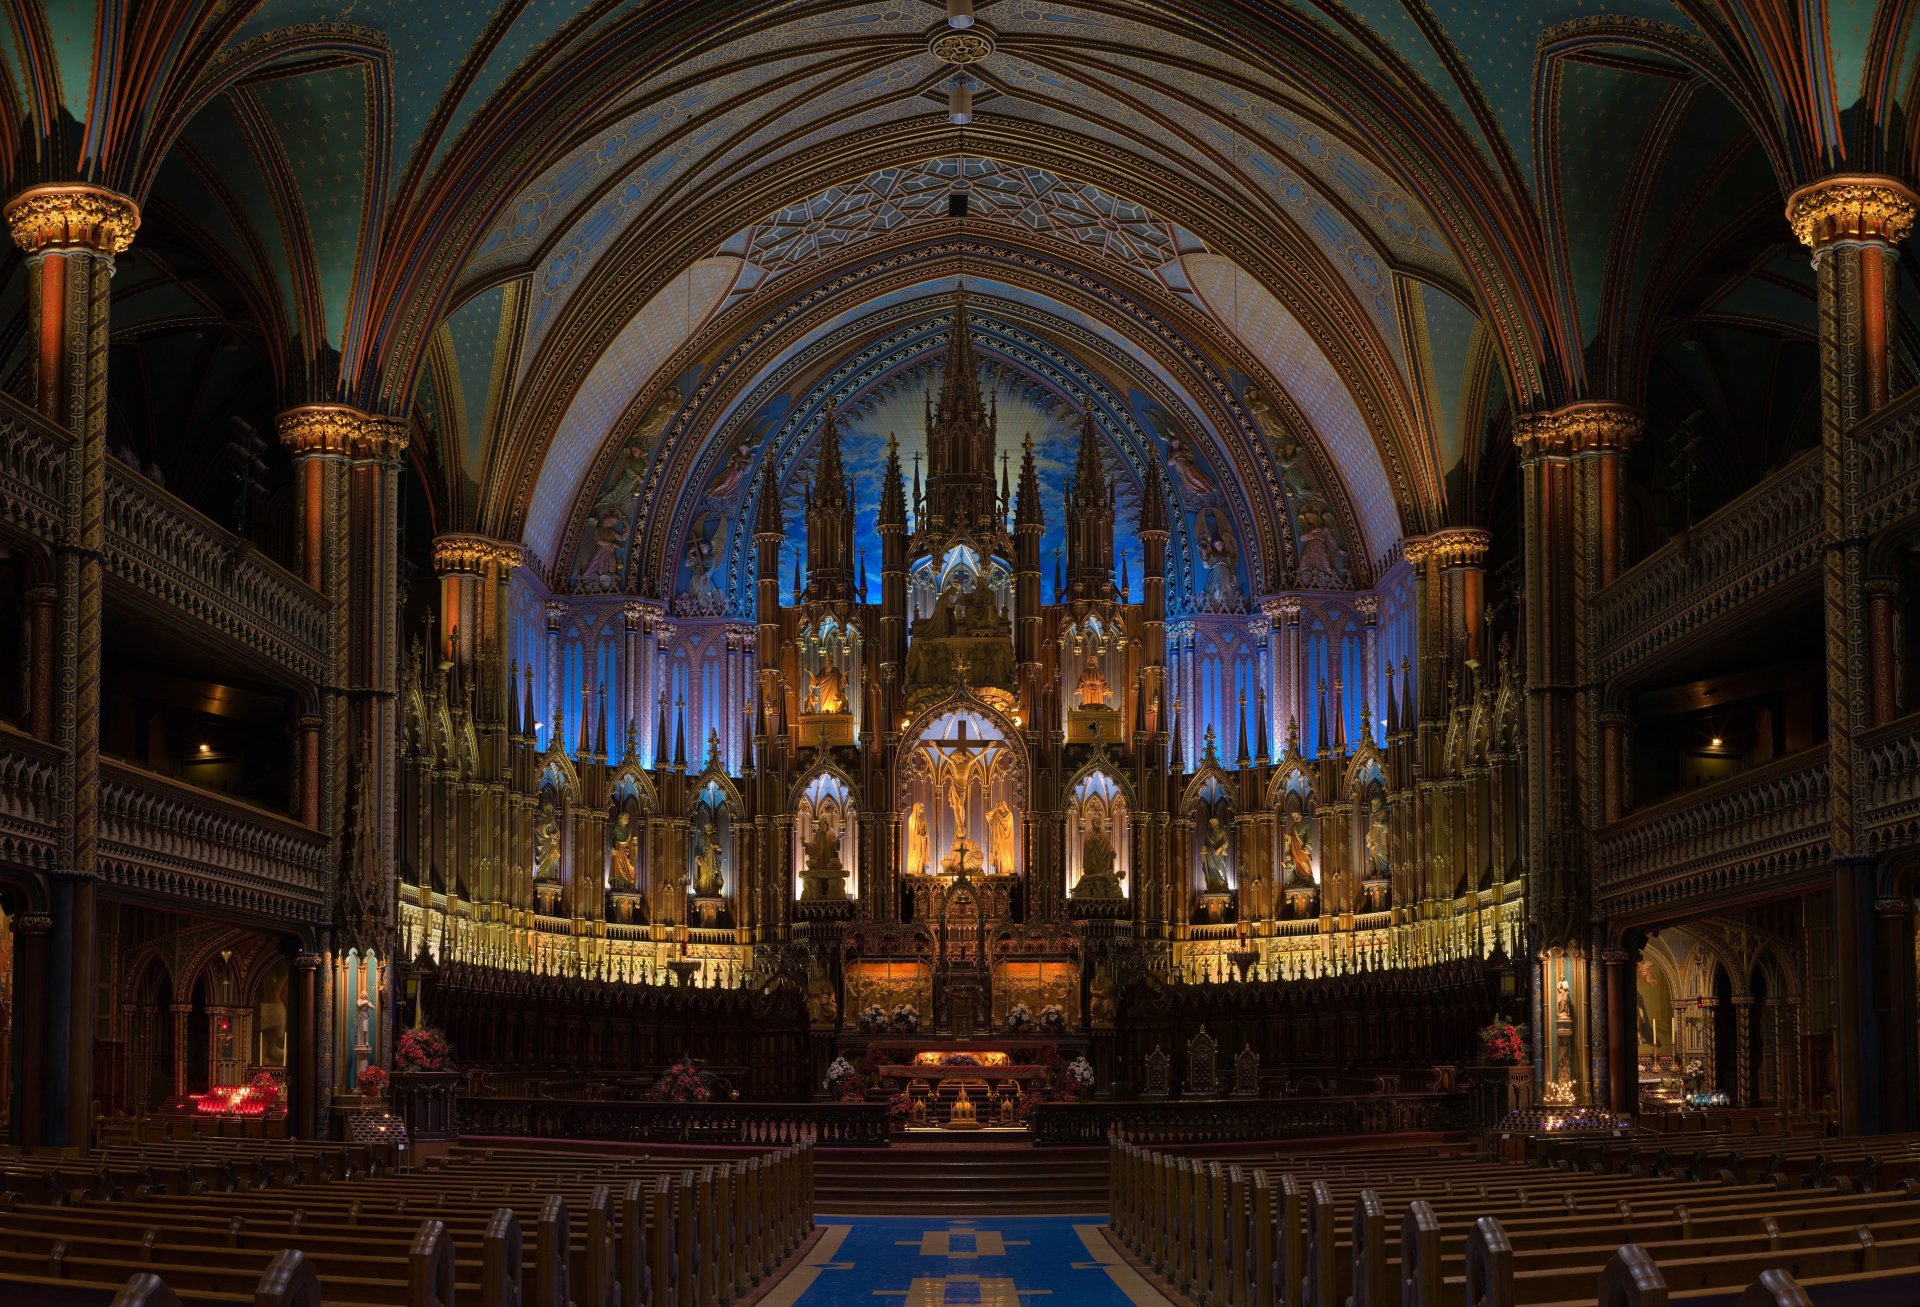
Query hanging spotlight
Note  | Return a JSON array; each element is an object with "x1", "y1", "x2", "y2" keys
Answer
[
  {"x1": 948, "y1": 0, "x2": 974, "y2": 28},
  {"x1": 948, "y1": 77, "x2": 973, "y2": 125}
]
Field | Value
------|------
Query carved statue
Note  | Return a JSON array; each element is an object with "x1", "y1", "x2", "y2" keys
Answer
[
  {"x1": 985, "y1": 801, "x2": 1016, "y2": 875},
  {"x1": 808, "y1": 972, "x2": 838, "y2": 1028},
  {"x1": 905, "y1": 801, "x2": 931, "y2": 879},
  {"x1": 1200, "y1": 816, "x2": 1232, "y2": 894},
  {"x1": 609, "y1": 809, "x2": 639, "y2": 891},
  {"x1": 1077, "y1": 816, "x2": 1123, "y2": 900},
  {"x1": 1075, "y1": 653, "x2": 1112, "y2": 708},
  {"x1": 534, "y1": 800, "x2": 561, "y2": 882},
  {"x1": 1284, "y1": 809, "x2": 1315, "y2": 886},
  {"x1": 692, "y1": 830, "x2": 726, "y2": 898},
  {"x1": 805, "y1": 658, "x2": 847, "y2": 715},
  {"x1": 1195, "y1": 509, "x2": 1244, "y2": 612},
  {"x1": 804, "y1": 810, "x2": 842, "y2": 872},
  {"x1": 1364, "y1": 795, "x2": 1390, "y2": 875},
  {"x1": 1555, "y1": 977, "x2": 1573, "y2": 1024},
  {"x1": 1088, "y1": 962, "x2": 1117, "y2": 1028}
]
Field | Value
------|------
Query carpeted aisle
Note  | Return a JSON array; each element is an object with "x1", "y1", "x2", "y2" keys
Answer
[{"x1": 755, "y1": 1215, "x2": 1174, "y2": 1306}]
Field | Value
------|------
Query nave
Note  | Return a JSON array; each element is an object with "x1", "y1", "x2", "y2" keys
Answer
[{"x1": 4, "y1": 1122, "x2": 1918, "y2": 1305}]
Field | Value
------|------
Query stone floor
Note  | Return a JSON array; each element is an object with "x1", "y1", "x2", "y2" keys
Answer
[{"x1": 759, "y1": 1215, "x2": 1172, "y2": 1306}]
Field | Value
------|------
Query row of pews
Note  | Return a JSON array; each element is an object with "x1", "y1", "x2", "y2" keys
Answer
[
  {"x1": 1108, "y1": 1133, "x2": 1920, "y2": 1305},
  {"x1": 0, "y1": 1135, "x2": 814, "y2": 1305}
]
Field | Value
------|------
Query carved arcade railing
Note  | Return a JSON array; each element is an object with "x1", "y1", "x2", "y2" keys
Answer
[
  {"x1": 0, "y1": 726, "x2": 62, "y2": 872},
  {"x1": 97, "y1": 757, "x2": 329, "y2": 924},
  {"x1": 1592, "y1": 747, "x2": 1832, "y2": 918},
  {"x1": 0, "y1": 397, "x2": 67, "y2": 543},
  {"x1": 1594, "y1": 449, "x2": 1823, "y2": 681},
  {"x1": 1861, "y1": 714, "x2": 1920, "y2": 852},
  {"x1": 0, "y1": 394, "x2": 331, "y2": 686},
  {"x1": 104, "y1": 459, "x2": 331, "y2": 683},
  {"x1": 1597, "y1": 388, "x2": 1920, "y2": 683}
]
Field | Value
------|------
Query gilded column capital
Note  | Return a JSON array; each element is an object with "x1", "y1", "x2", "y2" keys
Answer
[
  {"x1": 277, "y1": 404, "x2": 365, "y2": 458},
  {"x1": 1512, "y1": 402, "x2": 1642, "y2": 460},
  {"x1": 432, "y1": 533, "x2": 526, "y2": 575},
  {"x1": 277, "y1": 404, "x2": 410, "y2": 460},
  {"x1": 1403, "y1": 527, "x2": 1492, "y2": 568},
  {"x1": 5, "y1": 183, "x2": 139, "y2": 255},
  {"x1": 1786, "y1": 174, "x2": 1919, "y2": 251}
]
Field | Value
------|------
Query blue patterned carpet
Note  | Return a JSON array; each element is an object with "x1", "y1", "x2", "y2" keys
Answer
[{"x1": 762, "y1": 1215, "x2": 1170, "y2": 1306}]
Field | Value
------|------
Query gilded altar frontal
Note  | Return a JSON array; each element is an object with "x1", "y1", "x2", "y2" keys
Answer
[{"x1": 6, "y1": 9, "x2": 1920, "y2": 1298}]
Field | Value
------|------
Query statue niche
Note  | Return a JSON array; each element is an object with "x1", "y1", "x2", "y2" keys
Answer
[
  {"x1": 1064, "y1": 621, "x2": 1123, "y2": 745},
  {"x1": 688, "y1": 779, "x2": 736, "y2": 927},
  {"x1": 1068, "y1": 770, "x2": 1128, "y2": 902},
  {"x1": 795, "y1": 617, "x2": 857, "y2": 748},
  {"x1": 532, "y1": 781, "x2": 565, "y2": 916},
  {"x1": 606, "y1": 783, "x2": 647, "y2": 924},
  {"x1": 797, "y1": 772, "x2": 855, "y2": 902},
  {"x1": 1188, "y1": 774, "x2": 1236, "y2": 924}
]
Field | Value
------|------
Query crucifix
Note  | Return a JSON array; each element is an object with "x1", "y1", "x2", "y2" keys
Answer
[{"x1": 922, "y1": 716, "x2": 998, "y2": 871}]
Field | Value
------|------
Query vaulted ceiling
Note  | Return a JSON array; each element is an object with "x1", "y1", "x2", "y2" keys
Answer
[{"x1": 3, "y1": 1, "x2": 1916, "y2": 598}]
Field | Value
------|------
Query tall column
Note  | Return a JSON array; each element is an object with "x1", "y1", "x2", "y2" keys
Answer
[
  {"x1": 292, "y1": 953, "x2": 320, "y2": 1138},
  {"x1": 11, "y1": 912, "x2": 50, "y2": 1146},
  {"x1": 169, "y1": 1002, "x2": 192, "y2": 1096},
  {"x1": 1513, "y1": 401, "x2": 1640, "y2": 1075},
  {"x1": 6, "y1": 183, "x2": 139, "y2": 1151},
  {"x1": 24, "y1": 584, "x2": 54, "y2": 739},
  {"x1": 1866, "y1": 578, "x2": 1901, "y2": 726},
  {"x1": 1599, "y1": 712, "x2": 1628, "y2": 824},
  {"x1": 1788, "y1": 175, "x2": 1918, "y2": 1134},
  {"x1": 1603, "y1": 946, "x2": 1635, "y2": 1114},
  {"x1": 1876, "y1": 896, "x2": 1916, "y2": 1132},
  {"x1": 278, "y1": 406, "x2": 410, "y2": 969}
]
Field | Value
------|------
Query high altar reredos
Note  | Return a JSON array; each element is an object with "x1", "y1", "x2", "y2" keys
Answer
[{"x1": 396, "y1": 279, "x2": 1526, "y2": 1108}]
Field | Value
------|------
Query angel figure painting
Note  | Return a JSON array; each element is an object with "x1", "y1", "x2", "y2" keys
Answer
[
  {"x1": 1195, "y1": 509, "x2": 1245, "y2": 612},
  {"x1": 678, "y1": 514, "x2": 727, "y2": 616}
]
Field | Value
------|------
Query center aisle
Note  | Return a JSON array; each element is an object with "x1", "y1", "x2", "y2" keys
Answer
[{"x1": 758, "y1": 1215, "x2": 1172, "y2": 1306}]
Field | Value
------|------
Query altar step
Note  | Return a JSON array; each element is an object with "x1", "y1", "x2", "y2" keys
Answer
[{"x1": 815, "y1": 1144, "x2": 1109, "y2": 1215}]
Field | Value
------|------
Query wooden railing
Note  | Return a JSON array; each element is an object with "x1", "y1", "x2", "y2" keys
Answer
[
  {"x1": 1862, "y1": 713, "x2": 1920, "y2": 852},
  {"x1": 0, "y1": 396, "x2": 67, "y2": 543},
  {"x1": 0, "y1": 393, "x2": 330, "y2": 686},
  {"x1": 104, "y1": 457, "x2": 331, "y2": 683},
  {"x1": 0, "y1": 725, "x2": 62, "y2": 871},
  {"x1": 1593, "y1": 449, "x2": 1822, "y2": 681},
  {"x1": 1596, "y1": 388, "x2": 1920, "y2": 684},
  {"x1": 1030, "y1": 1092, "x2": 1468, "y2": 1145},
  {"x1": 1591, "y1": 747, "x2": 1831, "y2": 918},
  {"x1": 455, "y1": 1095, "x2": 892, "y2": 1145},
  {"x1": 98, "y1": 757, "x2": 329, "y2": 924}
]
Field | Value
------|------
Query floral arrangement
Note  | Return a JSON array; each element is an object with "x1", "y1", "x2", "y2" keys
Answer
[
  {"x1": 1478, "y1": 1017, "x2": 1528, "y2": 1066},
  {"x1": 889, "y1": 1004, "x2": 920, "y2": 1033},
  {"x1": 653, "y1": 1056, "x2": 713, "y2": 1103},
  {"x1": 826, "y1": 1055, "x2": 866, "y2": 1102},
  {"x1": 1038, "y1": 1004, "x2": 1067, "y2": 1033},
  {"x1": 394, "y1": 1026, "x2": 452, "y2": 1073},
  {"x1": 888, "y1": 1090, "x2": 914, "y2": 1121},
  {"x1": 1004, "y1": 1003, "x2": 1033, "y2": 1032},
  {"x1": 356, "y1": 1065, "x2": 390, "y2": 1098},
  {"x1": 858, "y1": 1005, "x2": 888, "y2": 1033},
  {"x1": 1065, "y1": 1056, "x2": 1095, "y2": 1093}
]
